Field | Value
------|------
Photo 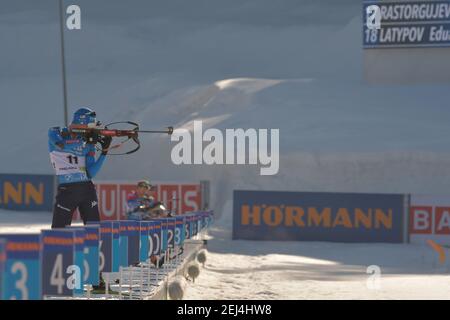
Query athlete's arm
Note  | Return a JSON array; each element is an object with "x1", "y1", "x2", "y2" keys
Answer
[
  {"x1": 85, "y1": 135, "x2": 112, "y2": 178},
  {"x1": 48, "y1": 127, "x2": 65, "y2": 150},
  {"x1": 49, "y1": 127, "x2": 84, "y2": 153},
  {"x1": 85, "y1": 147, "x2": 106, "y2": 179}
]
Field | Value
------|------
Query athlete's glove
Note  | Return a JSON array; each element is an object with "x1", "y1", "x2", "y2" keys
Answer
[
  {"x1": 100, "y1": 136, "x2": 112, "y2": 155},
  {"x1": 84, "y1": 131, "x2": 101, "y2": 145}
]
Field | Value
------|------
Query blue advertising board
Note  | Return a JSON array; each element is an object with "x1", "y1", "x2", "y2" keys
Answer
[
  {"x1": 160, "y1": 219, "x2": 169, "y2": 252},
  {"x1": 0, "y1": 234, "x2": 41, "y2": 300},
  {"x1": 191, "y1": 214, "x2": 197, "y2": 237},
  {"x1": 175, "y1": 216, "x2": 185, "y2": 247},
  {"x1": 112, "y1": 221, "x2": 120, "y2": 272},
  {"x1": 185, "y1": 215, "x2": 192, "y2": 240},
  {"x1": 126, "y1": 221, "x2": 140, "y2": 266},
  {"x1": 167, "y1": 218, "x2": 176, "y2": 249},
  {"x1": 118, "y1": 222, "x2": 129, "y2": 268},
  {"x1": 0, "y1": 174, "x2": 54, "y2": 211},
  {"x1": 363, "y1": 1, "x2": 450, "y2": 48},
  {"x1": 149, "y1": 221, "x2": 161, "y2": 257},
  {"x1": 41, "y1": 229, "x2": 75, "y2": 297},
  {"x1": 99, "y1": 221, "x2": 113, "y2": 273},
  {"x1": 233, "y1": 190, "x2": 405, "y2": 243},
  {"x1": 195, "y1": 212, "x2": 202, "y2": 234},
  {"x1": 84, "y1": 225, "x2": 100, "y2": 286},
  {"x1": 69, "y1": 228, "x2": 85, "y2": 295},
  {"x1": 139, "y1": 221, "x2": 151, "y2": 263}
]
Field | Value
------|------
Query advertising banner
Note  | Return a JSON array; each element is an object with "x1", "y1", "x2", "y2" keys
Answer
[
  {"x1": 233, "y1": 190, "x2": 405, "y2": 243},
  {"x1": 410, "y1": 194, "x2": 450, "y2": 245}
]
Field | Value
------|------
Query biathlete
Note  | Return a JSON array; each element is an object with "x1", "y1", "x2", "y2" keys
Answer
[{"x1": 48, "y1": 107, "x2": 111, "y2": 228}]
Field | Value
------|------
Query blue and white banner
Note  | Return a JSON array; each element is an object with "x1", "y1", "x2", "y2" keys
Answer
[{"x1": 363, "y1": 1, "x2": 450, "y2": 48}]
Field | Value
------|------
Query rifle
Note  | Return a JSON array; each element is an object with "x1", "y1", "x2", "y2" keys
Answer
[{"x1": 68, "y1": 121, "x2": 173, "y2": 155}]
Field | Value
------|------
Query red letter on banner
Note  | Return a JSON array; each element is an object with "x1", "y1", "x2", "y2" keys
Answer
[
  {"x1": 435, "y1": 207, "x2": 450, "y2": 235},
  {"x1": 98, "y1": 184, "x2": 118, "y2": 220},
  {"x1": 409, "y1": 206, "x2": 432, "y2": 234},
  {"x1": 181, "y1": 184, "x2": 200, "y2": 213}
]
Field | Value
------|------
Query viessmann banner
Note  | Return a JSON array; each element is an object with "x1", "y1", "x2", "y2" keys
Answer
[
  {"x1": 74, "y1": 181, "x2": 202, "y2": 221},
  {"x1": 363, "y1": 1, "x2": 450, "y2": 48},
  {"x1": 233, "y1": 190, "x2": 405, "y2": 242}
]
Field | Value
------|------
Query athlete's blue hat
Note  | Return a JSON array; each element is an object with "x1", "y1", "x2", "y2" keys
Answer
[{"x1": 71, "y1": 107, "x2": 97, "y2": 126}]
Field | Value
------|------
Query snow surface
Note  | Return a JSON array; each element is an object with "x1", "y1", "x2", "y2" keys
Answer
[
  {"x1": 183, "y1": 211, "x2": 450, "y2": 300},
  {"x1": 2, "y1": 0, "x2": 450, "y2": 299},
  {"x1": 184, "y1": 225, "x2": 450, "y2": 300}
]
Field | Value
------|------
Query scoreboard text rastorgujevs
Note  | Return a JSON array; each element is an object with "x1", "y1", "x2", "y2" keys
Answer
[{"x1": 364, "y1": 1, "x2": 450, "y2": 48}]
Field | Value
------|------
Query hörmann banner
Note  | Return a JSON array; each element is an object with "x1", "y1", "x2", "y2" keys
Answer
[
  {"x1": 233, "y1": 190, "x2": 405, "y2": 242},
  {"x1": 409, "y1": 194, "x2": 450, "y2": 245},
  {"x1": 0, "y1": 174, "x2": 55, "y2": 211}
]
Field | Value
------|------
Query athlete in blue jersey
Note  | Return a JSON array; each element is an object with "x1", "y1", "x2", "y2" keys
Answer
[
  {"x1": 49, "y1": 108, "x2": 111, "y2": 228},
  {"x1": 126, "y1": 180, "x2": 165, "y2": 220}
]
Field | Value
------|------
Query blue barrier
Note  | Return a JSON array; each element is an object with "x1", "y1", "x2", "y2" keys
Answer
[
  {"x1": 160, "y1": 219, "x2": 169, "y2": 252},
  {"x1": 126, "y1": 221, "x2": 140, "y2": 266},
  {"x1": 118, "y1": 222, "x2": 129, "y2": 268},
  {"x1": 167, "y1": 218, "x2": 176, "y2": 249},
  {"x1": 175, "y1": 216, "x2": 186, "y2": 247},
  {"x1": 0, "y1": 211, "x2": 212, "y2": 300},
  {"x1": 233, "y1": 190, "x2": 405, "y2": 243},
  {"x1": 0, "y1": 174, "x2": 54, "y2": 211},
  {"x1": 150, "y1": 220, "x2": 162, "y2": 258},
  {"x1": 186, "y1": 214, "x2": 194, "y2": 239},
  {"x1": 99, "y1": 221, "x2": 113, "y2": 273},
  {"x1": 84, "y1": 225, "x2": 100, "y2": 286},
  {"x1": 139, "y1": 221, "x2": 150, "y2": 263},
  {"x1": 0, "y1": 234, "x2": 41, "y2": 300},
  {"x1": 112, "y1": 221, "x2": 120, "y2": 272},
  {"x1": 184, "y1": 215, "x2": 191, "y2": 240},
  {"x1": 41, "y1": 229, "x2": 76, "y2": 297},
  {"x1": 71, "y1": 228, "x2": 86, "y2": 295}
]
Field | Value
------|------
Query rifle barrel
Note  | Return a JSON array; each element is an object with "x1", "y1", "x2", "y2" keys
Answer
[{"x1": 137, "y1": 127, "x2": 174, "y2": 135}]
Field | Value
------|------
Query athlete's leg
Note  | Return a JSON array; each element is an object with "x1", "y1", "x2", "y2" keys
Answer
[
  {"x1": 78, "y1": 181, "x2": 101, "y2": 224},
  {"x1": 77, "y1": 181, "x2": 106, "y2": 292},
  {"x1": 51, "y1": 184, "x2": 78, "y2": 228}
]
